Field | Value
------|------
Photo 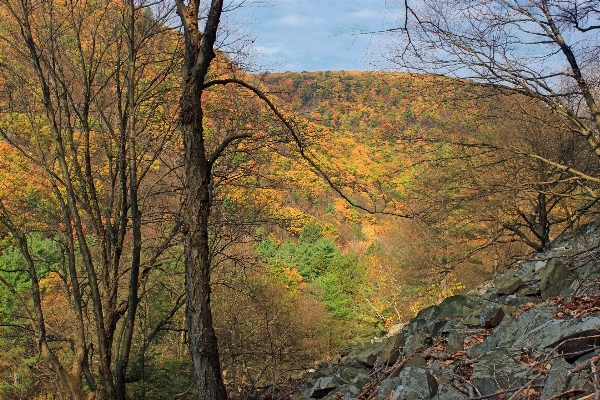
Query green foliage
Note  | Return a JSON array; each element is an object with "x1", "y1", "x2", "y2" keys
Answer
[
  {"x1": 255, "y1": 221, "x2": 374, "y2": 343},
  {"x1": 0, "y1": 233, "x2": 60, "y2": 316},
  {"x1": 319, "y1": 274, "x2": 349, "y2": 319},
  {"x1": 127, "y1": 359, "x2": 195, "y2": 400},
  {"x1": 256, "y1": 221, "x2": 343, "y2": 281},
  {"x1": 0, "y1": 234, "x2": 63, "y2": 398}
]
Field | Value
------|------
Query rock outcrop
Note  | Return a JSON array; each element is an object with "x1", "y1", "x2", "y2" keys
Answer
[{"x1": 285, "y1": 220, "x2": 600, "y2": 399}]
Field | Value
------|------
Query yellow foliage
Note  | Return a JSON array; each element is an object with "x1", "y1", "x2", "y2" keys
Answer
[
  {"x1": 274, "y1": 207, "x2": 314, "y2": 235},
  {"x1": 408, "y1": 279, "x2": 467, "y2": 317}
]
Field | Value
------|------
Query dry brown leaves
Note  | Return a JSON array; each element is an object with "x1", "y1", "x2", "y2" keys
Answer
[
  {"x1": 550, "y1": 294, "x2": 600, "y2": 319},
  {"x1": 514, "y1": 302, "x2": 540, "y2": 319},
  {"x1": 464, "y1": 329, "x2": 493, "y2": 349}
]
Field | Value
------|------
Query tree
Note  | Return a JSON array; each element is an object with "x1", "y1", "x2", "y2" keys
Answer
[
  {"x1": 400, "y1": 94, "x2": 600, "y2": 254},
  {"x1": 175, "y1": 2, "x2": 367, "y2": 398},
  {"x1": 378, "y1": 0, "x2": 600, "y2": 257},
  {"x1": 0, "y1": 1, "x2": 182, "y2": 398},
  {"x1": 391, "y1": 0, "x2": 600, "y2": 167}
]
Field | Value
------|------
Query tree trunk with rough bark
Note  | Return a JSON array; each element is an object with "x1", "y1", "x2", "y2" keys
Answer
[{"x1": 176, "y1": 1, "x2": 228, "y2": 397}]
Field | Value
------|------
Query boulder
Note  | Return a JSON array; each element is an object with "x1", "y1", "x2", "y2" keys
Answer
[
  {"x1": 540, "y1": 355, "x2": 594, "y2": 399},
  {"x1": 376, "y1": 335, "x2": 404, "y2": 366},
  {"x1": 307, "y1": 375, "x2": 344, "y2": 398},
  {"x1": 471, "y1": 348, "x2": 532, "y2": 396},
  {"x1": 415, "y1": 295, "x2": 489, "y2": 325},
  {"x1": 447, "y1": 331, "x2": 464, "y2": 353},
  {"x1": 495, "y1": 275, "x2": 523, "y2": 295},
  {"x1": 377, "y1": 367, "x2": 438, "y2": 400},
  {"x1": 336, "y1": 366, "x2": 370, "y2": 385},
  {"x1": 540, "y1": 259, "x2": 573, "y2": 299},
  {"x1": 403, "y1": 331, "x2": 430, "y2": 355},
  {"x1": 321, "y1": 383, "x2": 361, "y2": 399},
  {"x1": 513, "y1": 315, "x2": 600, "y2": 355},
  {"x1": 477, "y1": 303, "x2": 556, "y2": 354},
  {"x1": 356, "y1": 334, "x2": 404, "y2": 367},
  {"x1": 480, "y1": 303, "x2": 505, "y2": 328},
  {"x1": 431, "y1": 384, "x2": 468, "y2": 400},
  {"x1": 356, "y1": 342, "x2": 385, "y2": 367},
  {"x1": 404, "y1": 353, "x2": 427, "y2": 368}
]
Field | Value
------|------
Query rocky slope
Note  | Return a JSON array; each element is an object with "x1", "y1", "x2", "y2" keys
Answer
[{"x1": 275, "y1": 219, "x2": 600, "y2": 399}]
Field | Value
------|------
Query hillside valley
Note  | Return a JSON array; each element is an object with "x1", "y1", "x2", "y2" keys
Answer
[
  {"x1": 1, "y1": 62, "x2": 599, "y2": 398},
  {"x1": 266, "y1": 218, "x2": 600, "y2": 400}
]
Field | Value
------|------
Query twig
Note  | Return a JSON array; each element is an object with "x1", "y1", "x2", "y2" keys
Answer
[
  {"x1": 358, "y1": 349, "x2": 422, "y2": 400},
  {"x1": 468, "y1": 384, "x2": 544, "y2": 399},
  {"x1": 592, "y1": 356, "x2": 600, "y2": 400},
  {"x1": 546, "y1": 388, "x2": 587, "y2": 399},
  {"x1": 172, "y1": 381, "x2": 195, "y2": 400}
]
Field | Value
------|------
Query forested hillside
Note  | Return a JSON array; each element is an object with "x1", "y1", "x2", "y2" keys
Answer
[{"x1": 0, "y1": 2, "x2": 598, "y2": 398}]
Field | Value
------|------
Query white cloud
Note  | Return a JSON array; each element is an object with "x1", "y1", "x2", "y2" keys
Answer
[
  {"x1": 255, "y1": 44, "x2": 289, "y2": 56},
  {"x1": 274, "y1": 14, "x2": 310, "y2": 26},
  {"x1": 348, "y1": 9, "x2": 380, "y2": 20}
]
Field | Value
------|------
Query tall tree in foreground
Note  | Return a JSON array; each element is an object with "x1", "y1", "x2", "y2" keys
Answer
[
  {"x1": 175, "y1": 1, "x2": 229, "y2": 397},
  {"x1": 174, "y1": 1, "x2": 364, "y2": 397}
]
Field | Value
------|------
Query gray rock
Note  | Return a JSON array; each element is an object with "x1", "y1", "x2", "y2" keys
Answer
[
  {"x1": 356, "y1": 333, "x2": 405, "y2": 368},
  {"x1": 357, "y1": 342, "x2": 385, "y2": 367},
  {"x1": 504, "y1": 294, "x2": 541, "y2": 307},
  {"x1": 540, "y1": 259, "x2": 573, "y2": 299},
  {"x1": 351, "y1": 372, "x2": 370, "y2": 390},
  {"x1": 495, "y1": 275, "x2": 523, "y2": 295},
  {"x1": 519, "y1": 286, "x2": 541, "y2": 296},
  {"x1": 517, "y1": 260, "x2": 544, "y2": 278},
  {"x1": 415, "y1": 295, "x2": 491, "y2": 329},
  {"x1": 376, "y1": 378, "x2": 402, "y2": 399},
  {"x1": 463, "y1": 316, "x2": 481, "y2": 327},
  {"x1": 466, "y1": 344, "x2": 479, "y2": 359},
  {"x1": 377, "y1": 367, "x2": 438, "y2": 400},
  {"x1": 308, "y1": 375, "x2": 344, "y2": 398},
  {"x1": 376, "y1": 335, "x2": 404, "y2": 366},
  {"x1": 513, "y1": 315, "x2": 600, "y2": 355},
  {"x1": 431, "y1": 384, "x2": 468, "y2": 400},
  {"x1": 447, "y1": 331, "x2": 464, "y2": 353},
  {"x1": 336, "y1": 367, "x2": 370, "y2": 384},
  {"x1": 540, "y1": 355, "x2": 593, "y2": 399},
  {"x1": 404, "y1": 331, "x2": 429, "y2": 355},
  {"x1": 306, "y1": 367, "x2": 337, "y2": 386},
  {"x1": 477, "y1": 303, "x2": 556, "y2": 354},
  {"x1": 472, "y1": 348, "x2": 532, "y2": 396},
  {"x1": 404, "y1": 353, "x2": 427, "y2": 368},
  {"x1": 480, "y1": 303, "x2": 505, "y2": 328},
  {"x1": 540, "y1": 357, "x2": 571, "y2": 399},
  {"x1": 321, "y1": 383, "x2": 361, "y2": 399}
]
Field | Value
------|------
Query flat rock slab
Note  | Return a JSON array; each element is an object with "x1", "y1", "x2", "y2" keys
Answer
[
  {"x1": 377, "y1": 366, "x2": 438, "y2": 400},
  {"x1": 472, "y1": 348, "x2": 532, "y2": 396},
  {"x1": 495, "y1": 275, "x2": 523, "y2": 295},
  {"x1": 308, "y1": 376, "x2": 344, "y2": 398},
  {"x1": 514, "y1": 315, "x2": 600, "y2": 354},
  {"x1": 477, "y1": 303, "x2": 556, "y2": 354}
]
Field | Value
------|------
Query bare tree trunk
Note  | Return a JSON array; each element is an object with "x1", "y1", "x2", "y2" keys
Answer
[
  {"x1": 183, "y1": 173, "x2": 228, "y2": 400},
  {"x1": 176, "y1": 0, "x2": 228, "y2": 398},
  {"x1": 180, "y1": 71, "x2": 228, "y2": 400}
]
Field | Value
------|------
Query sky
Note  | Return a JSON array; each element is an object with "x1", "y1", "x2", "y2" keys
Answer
[{"x1": 225, "y1": 0, "x2": 401, "y2": 72}]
